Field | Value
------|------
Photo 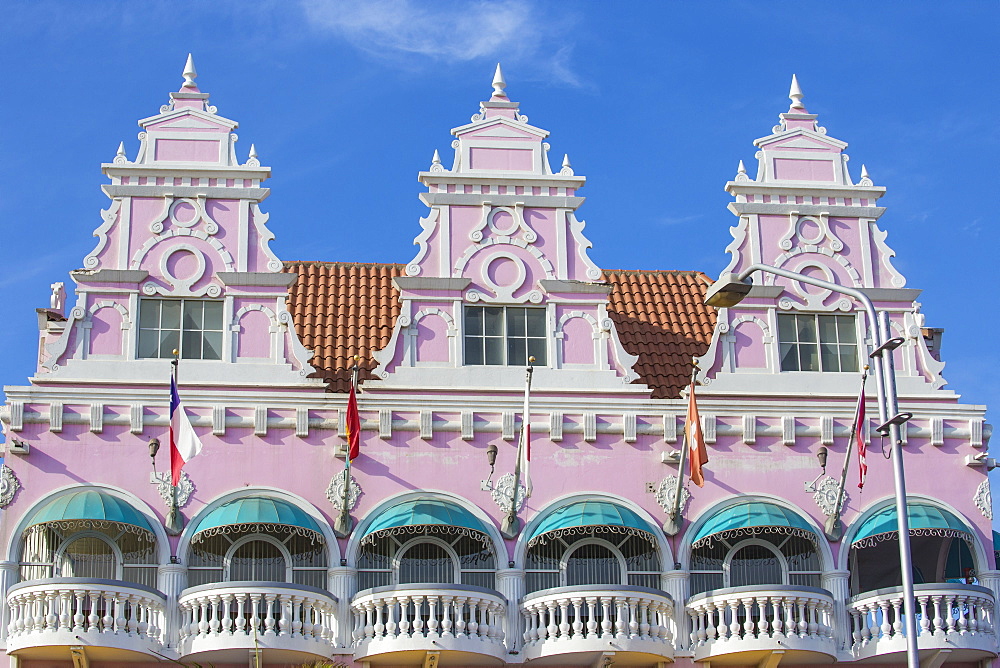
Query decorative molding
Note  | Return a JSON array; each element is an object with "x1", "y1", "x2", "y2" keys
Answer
[
  {"x1": 83, "y1": 198, "x2": 123, "y2": 270},
  {"x1": 974, "y1": 480, "x2": 992, "y2": 521},
  {"x1": 296, "y1": 407, "x2": 309, "y2": 438},
  {"x1": 154, "y1": 470, "x2": 194, "y2": 508},
  {"x1": 567, "y1": 212, "x2": 602, "y2": 281},
  {"x1": 820, "y1": 416, "x2": 834, "y2": 446},
  {"x1": 405, "y1": 207, "x2": 440, "y2": 276},
  {"x1": 742, "y1": 415, "x2": 756, "y2": 445},
  {"x1": 254, "y1": 406, "x2": 268, "y2": 436},
  {"x1": 0, "y1": 465, "x2": 20, "y2": 507},
  {"x1": 812, "y1": 475, "x2": 845, "y2": 517},
  {"x1": 130, "y1": 403, "x2": 143, "y2": 434},
  {"x1": 491, "y1": 472, "x2": 527, "y2": 514},
  {"x1": 49, "y1": 403, "x2": 64, "y2": 433},
  {"x1": 970, "y1": 418, "x2": 984, "y2": 448},
  {"x1": 379, "y1": 409, "x2": 392, "y2": 439},
  {"x1": 549, "y1": 412, "x2": 563, "y2": 442},
  {"x1": 461, "y1": 411, "x2": 474, "y2": 440},
  {"x1": 326, "y1": 469, "x2": 362, "y2": 511},
  {"x1": 931, "y1": 417, "x2": 944, "y2": 446},
  {"x1": 654, "y1": 475, "x2": 690, "y2": 515},
  {"x1": 584, "y1": 412, "x2": 597, "y2": 442},
  {"x1": 502, "y1": 410, "x2": 515, "y2": 441},
  {"x1": 420, "y1": 410, "x2": 433, "y2": 440},
  {"x1": 782, "y1": 416, "x2": 796, "y2": 446},
  {"x1": 623, "y1": 413, "x2": 637, "y2": 443},
  {"x1": 663, "y1": 415, "x2": 677, "y2": 444},
  {"x1": 213, "y1": 406, "x2": 227, "y2": 436},
  {"x1": 702, "y1": 415, "x2": 717, "y2": 445},
  {"x1": 90, "y1": 404, "x2": 104, "y2": 433}
]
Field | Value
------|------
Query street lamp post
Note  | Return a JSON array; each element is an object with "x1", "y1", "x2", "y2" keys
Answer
[{"x1": 705, "y1": 265, "x2": 919, "y2": 668}]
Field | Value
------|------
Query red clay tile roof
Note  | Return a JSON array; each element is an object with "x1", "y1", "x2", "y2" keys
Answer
[{"x1": 283, "y1": 262, "x2": 715, "y2": 397}]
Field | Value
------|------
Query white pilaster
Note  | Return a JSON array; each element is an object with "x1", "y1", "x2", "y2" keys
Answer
[
  {"x1": 821, "y1": 569, "x2": 851, "y2": 656},
  {"x1": 661, "y1": 570, "x2": 690, "y2": 653},
  {"x1": 157, "y1": 562, "x2": 187, "y2": 650},
  {"x1": 328, "y1": 566, "x2": 358, "y2": 651},
  {"x1": 976, "y1": 569, "x2": 1000, "y2": 610},
  {"x1": 0, "y1": 561, "x2": 19, "y2": 643},
  {"x1": 496, "y1": 567, "x2": 525, "y2": 658}
]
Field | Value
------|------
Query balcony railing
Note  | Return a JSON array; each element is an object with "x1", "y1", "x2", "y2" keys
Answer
[
  {"x1": 178, "y1": 581, "x2": 339, "y2": 658},
  {"x1": 849, "y1": 583, "x2": 998, "y2": 660},
  {"x1": 350, "y1": 583, "x2": 506, "y2": 661},
  {"x1": 687, "y1": 585, "x2": 836, "y2": 661},
  {"x1": 6, "y1": 578, "x2": 166, "y2": 656},
  {"x1": 520, "y1": 585, "x2": 675, "y2": 661}
]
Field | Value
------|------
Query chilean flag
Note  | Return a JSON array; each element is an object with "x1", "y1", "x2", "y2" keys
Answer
[{"x1": 170, "y1": 377, "x2": 203, "y2": 486}]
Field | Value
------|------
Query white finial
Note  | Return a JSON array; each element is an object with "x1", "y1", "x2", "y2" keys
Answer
[
  {"x1": 559, "y1": 153, "x2": 574, "y2": 176},
  {"x1": 113, "y1": 141, "x2": 128, "y2": 164},
  {"x1": 492, "y1": 63, "x2": 507, "y2": 98},
  {"x1": 429, "y1": 149, "x2": 445, "y2": 172},
  {"x1": 246, "y1": 143, "x2": 260, "y2": 167},
  {"x1": 859, "y1": 163, "x2": 873, "y2": 186},
  {"x1": 737, "y1": 160, "x2": 746, "y2": 174},
  {"x1": 182, "y1": 53, "x2": 198, "y2": 89},
  {"x1": 861, "y1": 164, "x2": 870, "y2": 179},
  {"x1": 735, "y1": 159, "x2": 750, "y2": 182},
  {"x1": 789, "y1": 74, "x2": 805, "y2": 110},
  {"x1": 249, "y1": 144, "x2": 258, "y2": 160}
]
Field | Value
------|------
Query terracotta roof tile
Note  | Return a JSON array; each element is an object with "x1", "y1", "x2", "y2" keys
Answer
[{"x1": 283, "y1": 262, "x2": 715, "y2": 398}]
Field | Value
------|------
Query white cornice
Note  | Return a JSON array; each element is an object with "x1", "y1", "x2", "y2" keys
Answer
[
  {"x1": 726, "y1": 182, "x2": 886, "y2": 199},
  {"x1": 420, "y1": 194, "x2": 584, "y2": 208},
  {"x1": 418, "y1": 173, "x2": 585, "y2": 188},
  {"x1": 753, "y1": 127, "x2": 848, "y2": 150},
  {"x1": 102, "y1": 164, "x2": 270, "y2": 178},
  {"x1": 728, "y1": 203, "x2": 886, "y2": 218},
  {"x1": 137, "y1": 108, "x2": 238, "y2": 129},
  {"x1": 451, "y1": 116, "x2": 550, "y2": 138},
  {"x1": 101, "y1": 185, "x2": 269, "y2": 201}
]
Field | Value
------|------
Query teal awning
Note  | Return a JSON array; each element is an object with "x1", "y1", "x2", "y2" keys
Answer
[
  {"x1": 852, "y1": 503, "x2": 971, "y2": 548},
  {"x1": 361, "y1": 500, "x2": 492, "y2": 545},
  {"x1": 27, "y1": 490, "x2": 153, "y2": 536},
  {"x1": 993, "y1": 530, "x2": 1000, "y2": 556},
  {"x1": 526, "y1": 501, "x2": 656, "y2": 548},
  {"x1": 690, "y1": 501, "x2": 816, "y2": 548},
  {"x1": 192, "y1": 497, "x2": 324, "y2": 543}
]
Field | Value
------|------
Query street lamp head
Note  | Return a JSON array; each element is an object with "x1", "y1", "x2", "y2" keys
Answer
[{"x1": 704, "y1": 273, "x2": 753, "y2": 308}]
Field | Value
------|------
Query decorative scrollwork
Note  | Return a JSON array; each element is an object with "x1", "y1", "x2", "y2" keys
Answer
[
  {"x1": 654, "y1": 475, "x2": 690, "y2": 515},
  {"x1": 812, "y1": 476, "x2": 845, "y2": 517},
  {"x1": 326, "y1": 469, "x2": 362, "y2": 511},
  {"x1": 491, "y1": 472, "x2": 527, "y2": 514},
  {"x1": 0, "y1": 465, "x2": 20, "y2": 507},
  {"x1": 155, "y1": 470, "x2": 194, "y2": 508},
  {"x1": 975, "y1": 479, "x2": 992, "y2": 520},
  {"x1": 205, "y1": 284, "x2": 222, "y2": 298}
]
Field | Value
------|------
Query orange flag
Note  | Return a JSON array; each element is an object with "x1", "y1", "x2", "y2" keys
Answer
[{"x1": 686, "y1": 379, "x2": 709, "y2": 487}]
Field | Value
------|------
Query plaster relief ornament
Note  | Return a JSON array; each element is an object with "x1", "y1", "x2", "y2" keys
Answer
[
  {"x1": 326, "y1": 469, "x2": 362, "y2": 511},
  {"x1": 491, "y1": 472, "x2": 527, "y2": 514},
  {"x1": 654, "y1": 475, "x2": 691, "y2": 515},
  {"x1": 975, "y1": 479, "x2": 992, "y2": 520},
  {"x1": 812, "y1": 475, "x2": 846, "y2": 517},
  {"x1": 0, "y1": 464, "x2": 20, "y2": 507},
  {"x1": 155, "y1": 470, "x2": 194, "y2": 508}
]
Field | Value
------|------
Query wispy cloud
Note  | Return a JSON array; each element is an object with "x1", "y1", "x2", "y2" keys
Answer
[
  {"x1": 656, "y1": 214, "x2": 704, "y2": 228},
  {"x1": 299, "y1": 0, "x2": 583, "y2": 87}
]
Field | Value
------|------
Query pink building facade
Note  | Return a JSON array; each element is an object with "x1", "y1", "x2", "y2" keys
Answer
[{"x1": 0, "y1": 60, "x2": 994, "y2": 668}]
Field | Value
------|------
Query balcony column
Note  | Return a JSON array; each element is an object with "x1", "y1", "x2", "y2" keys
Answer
[
  {"x1": 328, "y1": 565, "x2": 358, "y2": 651},
  {"x1": 977, "y1": 570, "x2": 1000, "y2": 606},
  {"x1": 496, "y1": 568, "x2": 525, "y2": 653},
  {"x1": 0, "y1": 561, "x2": 19, "y2": 643},
  {"x1": 822, "y1": 569, "x2": 850, "y2": 653},
  {"x1": 661, "y1": 570, "x2": 689, "y2": 653},
  {"x1": 157, "y1": 562, "x2": 187, "y2": 650}
]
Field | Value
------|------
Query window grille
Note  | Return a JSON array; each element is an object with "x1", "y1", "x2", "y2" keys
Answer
[
  {"x1": 464, "y1": 306, "x2": 547, "y2": 366},
  {"x1": 689, "y1": 533, "x2": 821, "y2": 595},
  {"x1": 138, "y1": 299, "x2": 224, "y2": 360},
  {"x1": 19, "y1": 524, "x2": 157, "y2": 588},
  {"x1": 187, "y1": 530, "x2": 327, "y2": 588},
  {"x1": 525, "y1": 530, "x2": 660, "y2": 594},
  {"x1": 358, "y1": 530, "x2": 497, "y2": 591}
]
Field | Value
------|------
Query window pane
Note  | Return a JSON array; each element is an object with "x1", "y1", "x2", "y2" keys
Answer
[
  {"x1": 182, "y1": 331, "x2": 203, "y2": 360},
  {"x1": 465, "y1": 307, "x2": 483, "y2": 336},
  {"x1": 729, "y1": 544, "x2": 783, "y2": 587},
  {"x1": 527, "y1": 338, "x2": 547, "y2": 366},
  {"x1": 137, "y1": 329, "x2": 159, "y2": 359},
  {"x1": 818, "y1": 316, "x2": 838, "y2": 343},
  {"x1": 203, "y1": 301, "x2": 224, "y2": 330},
  {"x1": 796, "y1": 316, "x2": 816, "y2": 342},
  {"x1": 484, "y1": 337, "x2": 503, "y2": 365},
  {"x1": 139, "y1": 300, "x2": 160, "y2": 329},
  {"x1": 203, "y1": 331, "x2": 223, "y2": 360},
  {"x1": 777, "y1": 314, "x2": 797, "y2": 341},
  {"x1": 466, "y1": 339, "x2": 484, "y2": 365},
  {"x1": 62, "y1": 536, "x2": 116, "y2": 580},
  {"x1": 839, "y1": 346, "x2": 858, "y2": 372},
  {"x1": 399, "y1": 542, "x2": 454, "y2": 584},
  {"x1": 526, "y1": 309, "x2": 546, "y2": 337},
  {"x1": 799, "y1": 344, "x2": 819, "y2": 371},
  {"x1": 183, "y1": 301, "x2": 203, "y2": 330},
  {"x1": 779, "y1": 343, "x2": 799, "y2": 371},
  {"x1": 566, "y1": 543, "x2": 621, "y2": 586},
  {"x1": 159, "y1": 330, "x2": 179, "y2": 357},
  {"x1": 483, "y1": 308, "x2": 503, "y2": 336},
  {"x1": 508, "y1": 338, "x2": 526, "y2": 366},
  {"x1": 836, "y1": 315, "x2": 857, "y2": 343},
  {"x1": 507, "y1": 308, "x2": 526, "y2": 336},
  {"x1": 820, "y1": 343, "x2": 840, "y2": 372},
  {"x1": 161, "y1": 301, "x2": 181, "y2": 329},
  {"x1": 230, "y1": 540, "x2": 286, "y2": 582}
]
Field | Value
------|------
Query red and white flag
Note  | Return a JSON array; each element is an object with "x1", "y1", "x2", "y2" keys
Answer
[
  {"x1": 855, "y1": 387, "x2": 868, "y2": 490},
  {"x1": 346, "y1": 384, "x2": 361, "y2": 462},
  {"x1": 170, "y1": 377, "x2": 203, "y2": 486},
  {"x1": 686, "y1": 380, "x2": 709, "y2": 487}
]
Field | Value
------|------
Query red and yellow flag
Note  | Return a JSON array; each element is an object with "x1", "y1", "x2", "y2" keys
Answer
[{"x1": 686, "y1": 380, "x2": 709, "y2": 487}]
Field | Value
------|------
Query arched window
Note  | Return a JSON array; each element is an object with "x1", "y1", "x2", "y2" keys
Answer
[
  {"x1": 188, "y1": 529, "x2": 326, "y2": 588},
  {"x1": 358, "y1": 529, "x2": 496, "y2": 591},
  {"x1": 848, "y1": 503, "x2": 979, "y2": 595},
  {"x1": 526, "y1": 531, "x2": 659, "y2": 593},
  {"x1": 19, "y1": 492, "x2": 159, "y2": 588},
  {"x1": 690, "y1": 533, "x2": 820, "y2": 595}
]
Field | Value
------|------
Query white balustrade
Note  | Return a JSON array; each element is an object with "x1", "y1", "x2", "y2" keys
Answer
[
  {"x1": 849, "y1": 583, "x2": 996, "y2": 656},
  {"x1": 520, "y1": 586, "x2": 674, "y2": 660},
  {"x1": 686, "y1": 585, "x2": 835, "y2": 660},
  {"x1": 351, "y1": 584, "x2": 506, "y2": 659},
  {"x1": 178, "y1": 582, "x2": 338, "y2": 652},
  {"x1": 6, "y1": 578, "x2": 166, "y2": 652}
]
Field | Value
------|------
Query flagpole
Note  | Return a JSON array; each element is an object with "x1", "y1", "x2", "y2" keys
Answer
[
  {"x1": 334, "y1": 357, "x2": 359, "y2": 538},
  {"x1": 664, "y1": 359, "x2": 698, "y2": 536},
  {"x1": 501, "y1": 356, "x2": 534, "y2": 540},
  {"x1": 165, "y1": 349, "x2": 183, "y2": 535},
  {"x1": 824, "y1": 366, "x2": 869, "y2": 541}
]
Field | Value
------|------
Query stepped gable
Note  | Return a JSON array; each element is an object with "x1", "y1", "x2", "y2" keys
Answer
[
  {"x1": 284, "y1": 261, "x2": 715, "y2": 398},
  {"x1": 603, "y1": 269, "x2": 716, "y2": 398}
]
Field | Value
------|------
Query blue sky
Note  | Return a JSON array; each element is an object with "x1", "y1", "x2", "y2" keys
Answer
[{"x1": 0, "y1": 2, "x2": 996, "y2": 478}]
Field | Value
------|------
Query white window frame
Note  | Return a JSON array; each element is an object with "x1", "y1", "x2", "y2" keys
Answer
[
  {"x1": 55, "y1": 532, "x2": 123, "y2": 580},
  {"x1": 559, "y1": 537, "x2": 628, "y2": 587},
  {"x1": 462, "y1": 304, "x2": 549, "y2": 367},
  {"x1": 392, "y1": 536, "x2": 462, "y2": 585},
  {"x1": 137, "y1": 297, "x2": 226, "y2": 361},
  {"x1": 723, "y1": 538, "x2": 788, "y2": 588},
  {"x1": 224, "y1": 534, "x2": 292, "y2": 583},
  {"x1": 776, "y1": 312, "x2": 860, "y2": 373}
]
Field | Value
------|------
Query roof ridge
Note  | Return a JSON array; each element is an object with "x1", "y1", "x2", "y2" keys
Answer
[{"x1": 283, "y1": 260, "x2": 405, "y2": 268}]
